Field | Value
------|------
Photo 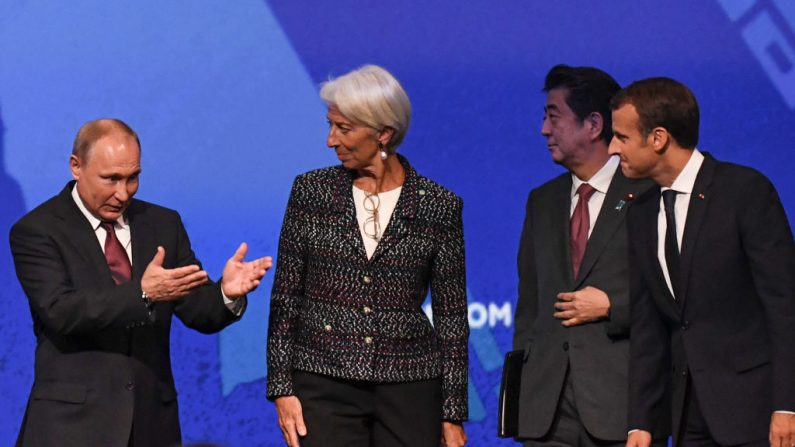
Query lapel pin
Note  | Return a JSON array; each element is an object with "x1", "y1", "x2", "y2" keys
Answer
[
  {"x1": 615, "y1": 199, "x2": 626, "y2": 211},
  {"x1": 626, "y1": 193, "x2": 636, "y2": 200},
  {"x1": 698, "y1": 193, "x2": 705, "y2": 200}
]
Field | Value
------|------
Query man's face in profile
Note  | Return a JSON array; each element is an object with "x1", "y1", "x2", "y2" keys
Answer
[
  {"x1": 609, "y1": 103, "x2": 656, "y2": 180},
  {"x1": 70, "y1": 131, "x2": 141, "y2": 222},
  {"x1": 541, "y1": 88, "x2": 591, "y2": 168}
]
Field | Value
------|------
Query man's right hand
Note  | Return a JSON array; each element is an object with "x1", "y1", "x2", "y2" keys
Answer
[
  {"x1": 626, "y1": 430, "x2": 652, "y2": 447},
  {"x1": 275, "y1": 395, "x2": 307, "y2": 447},
  {"x1": 140, "y1": 246, "x2": 209, "y2": 301}
]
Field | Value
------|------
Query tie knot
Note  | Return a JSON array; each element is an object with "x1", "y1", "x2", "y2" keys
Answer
[
  {"x1": 577, "y1": 183, "x2": 597, "y2": 202},
  {"x1": 100, "y1": 221, "x2": 116, "y2": 232},
  {"x1": 662, "y1": 189, "x2": 678, "y2": 210}
]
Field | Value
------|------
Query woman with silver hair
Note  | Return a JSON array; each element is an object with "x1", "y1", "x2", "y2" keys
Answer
[{"x1": 266, "y1": 64, "x2": 469, "y2": 447}]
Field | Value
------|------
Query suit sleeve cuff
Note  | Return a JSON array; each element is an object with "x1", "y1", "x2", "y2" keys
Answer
[{"x1": 222, "y1": 290, "x2": 245, "y2": 316}]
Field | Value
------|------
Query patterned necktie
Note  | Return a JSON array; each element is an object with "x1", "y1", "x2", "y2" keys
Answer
[
  {"x1": 100, "y1": 221, "x2": 131, "y2": 284},
  {"x1": 570, "y1": 183, "x2": 597, "y2": 279},
  {"x1": 662, "y1": 190, "x2": 681, "y2": 299}
]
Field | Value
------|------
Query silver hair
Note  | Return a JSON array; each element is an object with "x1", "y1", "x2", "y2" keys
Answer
[{"x1": 319, "y1": 64, "x2": 411, "y2": 151}]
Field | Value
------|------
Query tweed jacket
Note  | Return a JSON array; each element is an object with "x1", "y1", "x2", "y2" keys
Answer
[{"x1": 266, "y1": 155, "x2": 469, "y2": 421}]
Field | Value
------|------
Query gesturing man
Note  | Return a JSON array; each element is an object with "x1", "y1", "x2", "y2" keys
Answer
[{"x1": 10, "y1": 118, "x2": 272, "y2": 447}]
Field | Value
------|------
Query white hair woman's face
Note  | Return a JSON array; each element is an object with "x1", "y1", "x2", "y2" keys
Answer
[{"x1": 326, "y1": 106, "x2": 388, "y2": 171}]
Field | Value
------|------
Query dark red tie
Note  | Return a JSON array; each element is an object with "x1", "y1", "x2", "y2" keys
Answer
[
  {"x1": 100, "y1": 221, "x2": 132, "y2": 284},
  {"x1": 570, "y1": 183, "x2": 597, "y2": 279}
]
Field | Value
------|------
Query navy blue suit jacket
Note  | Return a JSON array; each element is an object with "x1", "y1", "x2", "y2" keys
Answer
[{"x1": 627, "y1": 154, "x2": 795, "y2": 444}]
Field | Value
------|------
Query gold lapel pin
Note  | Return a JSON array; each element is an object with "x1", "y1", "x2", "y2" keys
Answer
[{"x1": 698, "y1": 193, "x2": 705, "y2": 200}]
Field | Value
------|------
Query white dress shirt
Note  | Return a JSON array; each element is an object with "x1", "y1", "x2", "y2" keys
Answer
[
  {"x1": 353, "y1": 185, "x2": 402, "y2": 259},
  {"x1": 570, "y1": 155, "x2": 620, "y2": 238},
  {"x1": 71, "y1": 185, "x2": 241, "y2": 313},
  {"x1": 653, "y1": 150, "x2": 793, "y2": 415},
  {"x1": 657, "y1": 149, "x2": 704, "y2": 297},
  {"x1": 71, "y1": 185, "x2": 132, "y2": 259}
]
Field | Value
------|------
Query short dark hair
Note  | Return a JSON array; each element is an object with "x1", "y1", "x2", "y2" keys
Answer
[
  {"x1": 72, "y1": 118, "x2": 140, "y2": 160},
  {"x1": 544, "y1": 64, "x2": 621, "y2": 144},
  {"x1": 610, "y1": 77, "x2": 699, "y2": 149}
]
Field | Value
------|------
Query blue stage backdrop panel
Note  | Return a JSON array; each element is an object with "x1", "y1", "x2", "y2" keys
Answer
[{"x1": 0, "y1": 0, "x2": 793, "y2": 445}]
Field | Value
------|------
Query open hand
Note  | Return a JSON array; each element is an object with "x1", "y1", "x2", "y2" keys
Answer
[
  {"x1": 141, "y1": 246, "x2": 209, "y2": 301},
  {"x1": 220, "y1": 242, "x2": 273, "y2": 299}
]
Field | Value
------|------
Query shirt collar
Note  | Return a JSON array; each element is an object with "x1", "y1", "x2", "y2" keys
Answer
[
  {"x1": 571, "y1": 155, "x2": 619, "y2": 196},
  {"x1": 71, "y1": 184, "x2": 128, "y2": 229},
  {"x1": 664, "y1": 148, "x2": 704, "y2": 195}
]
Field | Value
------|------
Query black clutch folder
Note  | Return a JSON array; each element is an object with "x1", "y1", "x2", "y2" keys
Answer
[{"x1": 497, "y1": 349, "x2": 524, "y2": 438}]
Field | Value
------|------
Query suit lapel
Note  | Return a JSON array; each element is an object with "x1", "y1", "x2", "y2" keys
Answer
[
  {"x1": 678, "y1": 154, "x2": 716, "y2": 310},
  {"x1": 330, "y1": 166, "x2": 369, "y2": 260},
  {"x1": 575, "y1": 169, "x2": 646, "y2": 286},
  {"x1": 128, "y1": 203, "x2": 156, "y2": 279},
  {"x1": 635, "y1": 188, "x2": 681, "y2": 318},
  {"x1": 54, "y1": 183, "x2": 115, "y2": 282},
  {"x1": 369, "y1": 155, "x2": 419, "y2": 263}
]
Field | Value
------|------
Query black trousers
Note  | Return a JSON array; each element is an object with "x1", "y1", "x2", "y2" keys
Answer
[
  {"x1": 677, "y1": 376, "x2": 767, "y2": 447},
  {"x1": 523, "y1": 365, "x2": 633, "y2": 447},
  {"x1": 293, "y1": 370, "x2": 443, "y2": 447}
]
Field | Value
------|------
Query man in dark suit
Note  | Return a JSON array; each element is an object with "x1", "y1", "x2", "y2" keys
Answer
[
  {"x1": 10, "y1": 118, "x2": 272, "y2": 447},
  {"x1": 609, "y1": 78, "x2": 795, "y2": 447},
  {"x1": 513, "y1": 65, "x2": 661, "y2": 446}
]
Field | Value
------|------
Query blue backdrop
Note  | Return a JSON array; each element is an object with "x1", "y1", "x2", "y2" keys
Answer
[{"x1": 1, "y1": 1, "x2": 793, "y2": 445}]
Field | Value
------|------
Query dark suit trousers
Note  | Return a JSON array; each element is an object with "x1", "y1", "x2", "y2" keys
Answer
[
  {"x1": 678, "y1": 377, "x2": 767, "y2": 447},
  {"x1": 522, "y1": 365, "x2": 641, "y2": 447},
  {"x1": 293, "y1": 371, "x2": 442, "y2": 447}
]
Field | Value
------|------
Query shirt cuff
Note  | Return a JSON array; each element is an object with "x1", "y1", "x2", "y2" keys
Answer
[
  {"x1": 222, "y1": 289, "x2": 245, "y2": 316},
  {"x1": 775, "y1": 410, "x2": 795, "y2": 415}
]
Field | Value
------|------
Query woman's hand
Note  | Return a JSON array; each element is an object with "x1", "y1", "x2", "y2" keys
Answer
[
  {"x1": 441, "y1": 421, "x2": 467, "y2": 446},
  {"x1": 275, "y1": 395, "x2": 307, "y2": 447}
]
